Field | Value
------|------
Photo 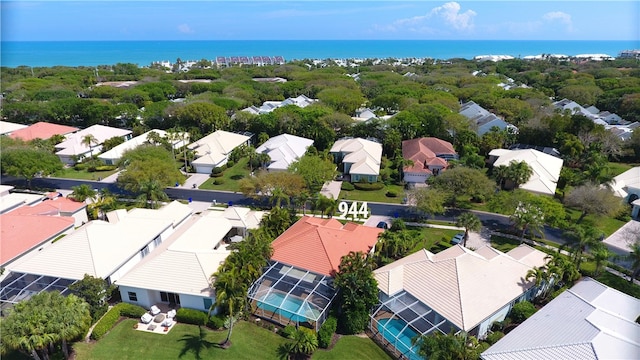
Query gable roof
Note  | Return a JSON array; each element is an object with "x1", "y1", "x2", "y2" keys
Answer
[
  {"x1": 330, "y1": 138, "x2": 382, "y2": 176},
  {"x1": 189, "y1": 130, "x2": 250, "y2": 166},
  {"x1": 489, "y1": 148, "x2": 564, "y2": 195},
  {"x1": 55, "y1": 125, "x2": 131, "y2": 156},
  {"x1": 10, "y1": 197, "x2": 86, "y2": 215},
  {"x1": 9, "y1": 122, "x2": 78, "y2": 141},
  {"x1": 374, "y1": 244, "x2": 548, "y2": 331},
  {"x1": 0, "y1": 191, "x2": 45, "y2": 214},
  {"x1": 402, "y1": 137, "x2": 456, "y2": 173},
  {"x1": 0, "y1": 121, "x2": 28, "y2": 135},
  {"x1": 611, "y1": 166, "x2": 640, "y2": 198},
  {"x1": 0, "y1": 212, "x2": 75, "y2": 266},
  {"x1": 10, "y1": 209, "x2": 174, "y2": 280},
  {"x1": 219, "y1": 206, "x2": 265, "y2": 230},
  {"x1": 116, "y1": 212, "x2": 232, "y2": 297},
  {"x1": 271, "y1": 216, "x2": 383, "y2": 276},
  {"x1": 98, "y1": 129, "x2": 169, "y2": 161},
  {"x1": 481, "y1": 278, "x2": 640, "y2": 360},
  {"x1": 256, "y1": 134, "x2": 314, "y2": 171}
]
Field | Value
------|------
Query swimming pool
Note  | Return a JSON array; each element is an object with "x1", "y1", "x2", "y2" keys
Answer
[
  {"x1": 377, "y1": 318, "x2": 421, "y2": 360},
  {"x1": 257, "y1": 292, "x2": 316, "y2": 323}
]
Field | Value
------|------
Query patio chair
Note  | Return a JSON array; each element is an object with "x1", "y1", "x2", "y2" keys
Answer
[
  {"x1": 150, "y1": 305, "x2": 161, "y2": 315},
  {"x1": 140, "y1": 313, "x2": 153, "y2": 324},
  {"x1": 162, "y1": 318, "x2": 175, "y2": 327},
  {"x1": 167, "y1": 309, "x2": 177, "y2": 319}
]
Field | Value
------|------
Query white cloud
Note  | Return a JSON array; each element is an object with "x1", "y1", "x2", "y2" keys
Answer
[
  {"x1": 177, "y1": 24, "x2": 194, "y2": 34},
  {"x1": 543, "y1": 11, "x2": 573, "y2": 32},
  {"x1": 429, "y1": 2, "x2": 476, "y2": 31}
]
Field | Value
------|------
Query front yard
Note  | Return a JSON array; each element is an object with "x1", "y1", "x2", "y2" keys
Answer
[
  {"x1": 199, "y1": 158, "x2": 251, "y2": 193},
  {"x1": 54, "y1": 167, "x2": 119, "y2": 181},
  {"x1": 72, "y1": 319, "x2": 390, "y2": 360},
  {"x1": 339, "y1": 184, "x2": 405, "y2": 204}
]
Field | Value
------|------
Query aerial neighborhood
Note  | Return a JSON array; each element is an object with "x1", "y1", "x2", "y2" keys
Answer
[{"x1": 1, "y1": 54, "x2": 640, "y2": 360}]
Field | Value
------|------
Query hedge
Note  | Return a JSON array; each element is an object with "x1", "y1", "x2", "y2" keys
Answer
[
  {"x1": 485, "y1": 331, "x2": 504, "y2": 345},
  {"x1": 176, "y1": 308, "x2": 208, "y2": 326},
  {"x1": 94, "y1": 165, "x2": 117, "y2": 172},
  {"x1": 509, "y1": 301, "x2": 537, "y2": 323},
  {"x1": 340, "y1": 182, "x2": 355, "y2": 191},
  {"x1": 213, "y1": 178, "x2": 225, "y2": 185},
  {"x1": 114, "y1": 303, "x2": 146, "y2": 318},
  {"x1": 353, "y1": 182, "x2": 384, "y2": 191},
  {"x1": 210, "y1": 167, "x2": 224, "y2": 177},
  {"x1": 386, "y1": 190, "x2": 398, "y2": 197},
  {"x1": 90, "y1": 306, "x2": 121, "y2": 340},
  {"x1": 317, "y1": 316, "x2": 337, "y2": 348},
  {"x1": 207, "y1": 314, "x2": 225, "y2": 330}
]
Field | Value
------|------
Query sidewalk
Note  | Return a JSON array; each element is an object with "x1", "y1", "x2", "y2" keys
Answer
[{"x1": 100, "y1": 170, "x2": 121, "y2": 183}]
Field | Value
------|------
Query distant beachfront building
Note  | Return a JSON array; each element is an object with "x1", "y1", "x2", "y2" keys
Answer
[{"x1": 618, "y1": 49, "x2": 640, "y2": 59}]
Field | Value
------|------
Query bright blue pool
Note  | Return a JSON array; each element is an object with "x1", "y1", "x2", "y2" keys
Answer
[
  {"x1": 377, "y1": 318, "x2": 421, "y2": 360},
  {"x1": 257, "y1": 292, "x2": 312, "y2": 323}
]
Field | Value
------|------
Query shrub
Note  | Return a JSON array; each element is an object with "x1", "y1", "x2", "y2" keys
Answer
[
  {"x1": 353, "y1": 182, "x2": 384, "y2": 191},
  {"x1": 510, "y1": 301, "x2": 537, "y2": 323},
  {"x1": 207, "y1": 314, "x2": 225, "y2": 330},
  {"x1": 485, "y1": 331, "x2": 504, "y2": 345},
  {"x1": 317, "y1": 316, "x2": 337, "y2": 348},
  {"x1": 114, "y1": 303, "x2": 146, "y2": 318},
  {"x1": 279, "y1": 324, "x2": 297, "y2": 338},
  {"x1": 213, "y1": 178, "x2": 225, "y2": 185},
  {"x1": 90, "y1": 306, "x2": 121, "y2": 340},
  {"x1": 211, "y1": 167, "x2": 224, "y2": 178},
  {"x1": 74, "y1": 163, "x2": 87, "y2": 171},
  {"x1": 341, "y1": 182, "x2": 355, "y2": 191},
  {"x1": 176, "y1": 308, "x2": 208, "y2": 326},
  {"x1": 95, "y1": 165, "x2": 117, "y2": 172},
  {"x1": 226, "y1": 160, "x2": 235, "y2": 168},
  {"x1": 386, "y1": 190, "x2": 398, "y2": 197}
]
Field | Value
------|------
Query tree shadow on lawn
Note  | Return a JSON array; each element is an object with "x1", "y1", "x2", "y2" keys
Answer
[{"x1": 178, "y1": 326, "x2": 220, "y2": 359}]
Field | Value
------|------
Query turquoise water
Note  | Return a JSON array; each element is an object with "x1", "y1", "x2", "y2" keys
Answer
[
  {"x1": 2, "y1": 40, "x2": 637, "y2": 67},
  {"x1": 377, "y1": 318, "x2": 421, "y2": 360},
  {"x1": 257, "y1": 292, "x2": 309, "y2": 323}
]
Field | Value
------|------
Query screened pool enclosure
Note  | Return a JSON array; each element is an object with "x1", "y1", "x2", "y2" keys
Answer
[
  {"x1": 370, "y1": 290, "x2": 459, "y2": 360},
  {"x1": 0, "y1": 271, "x2": 77, "y2": 314},
  {"x1": 248, "y1": 261, "x2": 337, "y2": 331}
]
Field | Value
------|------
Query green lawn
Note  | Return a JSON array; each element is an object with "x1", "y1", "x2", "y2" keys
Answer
[
  {"x1": 339, "y1": 184, "x2": 405, "y2": 204},
  {"x1": 54, "y1": 167, "x2": 119, "y2": 181},
  {"x1": 564, "y1": 208, "x2": 626, "y2": 237},
  {"x1": 606, "y1": 162, "x2": 639, "y2": 177},
  {"x1": 411, "y1": 227, "x2": 460, "y2": 253},
  {"x1": 594, "y1": 271, "x2": 640, "y2": 298},
  {"x1": 313, "y1": 335, "x2": 391, "y2": 360},
  {"x1": 72, "y1": 319, "x2": 391, "y2": 360},
  {"x1": 199, "y1": 158, "x2": 251, "y2": 192},
  {"x1": 490, "y1": 235, "x2": 521, "y2": 252}
]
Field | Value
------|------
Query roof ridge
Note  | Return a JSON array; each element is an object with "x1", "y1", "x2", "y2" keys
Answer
[
  {"x1": 317, "y1": 226, "x2": 338, "y2": 275},
  {"x1": 484, "y1": 341, "x2": 596, "y2": 356},
  {"x1": 83, "y1": 224, "x2": 101, "y2": 277},
  {"x1": 453, "y1": 257, "x2": 465, "y2": 330},
  {"x1": 194, "y1": 252, "x2": 214, "y2": 289}
]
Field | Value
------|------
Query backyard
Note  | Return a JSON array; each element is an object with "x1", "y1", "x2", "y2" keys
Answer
[{"x1": 67, "y1": 319, "x2": 390, "y2": 360}]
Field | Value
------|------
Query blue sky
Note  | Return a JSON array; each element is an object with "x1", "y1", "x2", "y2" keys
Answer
[{"x1": 2, "y1": 1, "x2": 638, "y2": 41}]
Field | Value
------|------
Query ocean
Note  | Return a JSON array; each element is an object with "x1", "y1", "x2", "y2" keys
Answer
[{"x1": 1, "y1": 40, "x2": 638, "y2": 68}]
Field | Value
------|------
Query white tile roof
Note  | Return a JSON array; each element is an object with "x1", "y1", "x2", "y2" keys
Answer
[
  {"x1": 188, "y1": 130, "x2": 250, "y2": 167},
  {"x1": 55, "y1": 125, "x2": 131, "y2": 156},
  {"x1": 0, "y1": 192, "x2": 44, "y2": 214},
  {"x1": 115, "y1": 211, "x2": 233, "y2": 297},
  {"x1": 374, "y1": 244, "x2": 548, "y2": 331},
  {"x1": 489, "y1": 148, "x2": 564, "y2": 195},
  {"x1": 98, "y1": 129, "x2": 181, "y2": 162},
  {"x1": 218, "y1": 206, "x2": 265, "y2": 230},
  {"x1": 330, "y1": 138, "x2": 382, "y2": 176},
  {"x1": 611, "y1": 167, "x2": 640, "y2": 198},
  {"x1": 256, "y1": 134, "x2": 314, "y2": 171},
  {"x1": 0, "y1": 121, "x2": 27, "y2": 135},
  {"x1": 10, "y1": 216, "x2": 172, "y2": 280},
  {"x1": 481, "y1": 278, "x2": 640, "y2": 360}
]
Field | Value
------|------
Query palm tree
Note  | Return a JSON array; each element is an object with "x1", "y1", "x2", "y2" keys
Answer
[
  {"x1": 81, "y1": 134, "x2": 98, "y2": 156},
  {"x1": 510, "y1": 202, "x2": 545, "y2": 243},
  {"x1": 590, "y1": 243, "x2": 612, "y2": 276},
  {"x1": 69, "y1": 184, "x2": 97, "y2": 203},
  {"x1": 562, "y1": 225, "x2": 599, "y2": 268},
  {"x1": 282, "y1": 327, "x2": 319, "y2": 359},
  {"x1": 545, "y1": 252, "x2": 580, "y2": 286},
  {"x1": 55, "y1": 294, "x2": 91, "y2": 359},
  {"x1": 506, "y1": 160, "x2": 533, "y2": 189},
  {"x1": 88, "y1": 190, "x2": 117, "y2": 220},
  {"x1": 137, "y1": 179, "x2": 168, "y2": 209},
  {"x1": 213, "y1": 268, "x2": 247, "y2": 348},
  {"x1": 296, "y1": 191, "x2": 311, "y2": 215},
  {"x1": 526, "y1": 266, "x2": 552, "y2": 300},
  {"x1": 456, "y1": 212, "x2": 482, "y2": 247},
  {"x1": 270, "y1": 187, "x2": 290, "y2": 208},
  {"x1": 493, "y1": 165, "x2": 509, "y2": 189},
  {"x1": 324, "y1": 196, "x2": 338, "y2": 218}
]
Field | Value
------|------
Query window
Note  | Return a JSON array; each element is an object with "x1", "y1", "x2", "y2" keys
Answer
[
  {"x1": 128, "y1": 292, "x2": 138, "y2": 302},
  {"x1": 160, "y1": 291, "x2": 168, "y2": 302},
  {"x1": 203, "y1": 298, "x2": 213, "y2": 311},
  {"x1": 140, "y1": 245, "x2": 149, "y2": 257}
]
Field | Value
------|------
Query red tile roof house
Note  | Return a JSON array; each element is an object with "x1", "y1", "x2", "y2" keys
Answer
[
  {"x1": 402, "y1": 137, "x2": 458, "y2": 186},
  {"x1": 11, "y1": 195, "x2": 88, "y2": 227},
  {"x1": 0, "y1": 206, "x2": 76, "y2": 269},
  {"x1": 247, "y1": 216, "x2": 383, "y2": 330},
  {"x1": 9, "y1": 122, "x2": 79, "y2": 141}
]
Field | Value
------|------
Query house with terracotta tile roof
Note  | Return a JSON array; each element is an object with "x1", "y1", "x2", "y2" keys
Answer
[
  {"x1": 330, "y1": 137, "x2": 382, "y2": 183},
  {"x1": 370, "y1": 244, "x2": 548, "y2": 360},
  {"x1": 248, "y1": 216, "x2": 383, "y2": 330},
  {"x1": 9, "y1": 122, "x2": 78, "y2": 141},
  {"x1": 10, "y1": 195, "x2": 88, "y2": 227},
  {"x1": 402, "y1": 137, "x2": 458, "y2": 185}
]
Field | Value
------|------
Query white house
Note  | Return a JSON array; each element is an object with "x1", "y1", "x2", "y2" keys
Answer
[
  {"x1": 610, "y1": 167, "x2": 640, "y2": 218},
  {"x1": 98, "y1": 129, "x2": 189, "y2": 165},
  {"x1": 188, "y1": 130, "x2": 252, "y2": 174},
  {"x1": 55, "y1": 125, "x2": 132, "y2": 165},
  {"x1": 459, "y1": 101, "x2": 516, "y2": 136},
  {"x1": 116, "y1": 211, "x2": 234, "y2": 312},
  {"x1": 256, "y1": 134, "x2": 314, "y2": 171},
  {"x1": 370, "y1": 244, "x2": 548, "y2": 359},
  {"x1": 488, "y1": 148, "x2": 564, "y2": 196},
  {"x1": 240, "y1": 95, "x2": 318, "y2": 115},
  {"x1": 482, "y1": 278, "x2": 640, "y2": 360},
  {"x1": 330, "y1": 137, "x2": 382, "y2": 183}
]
